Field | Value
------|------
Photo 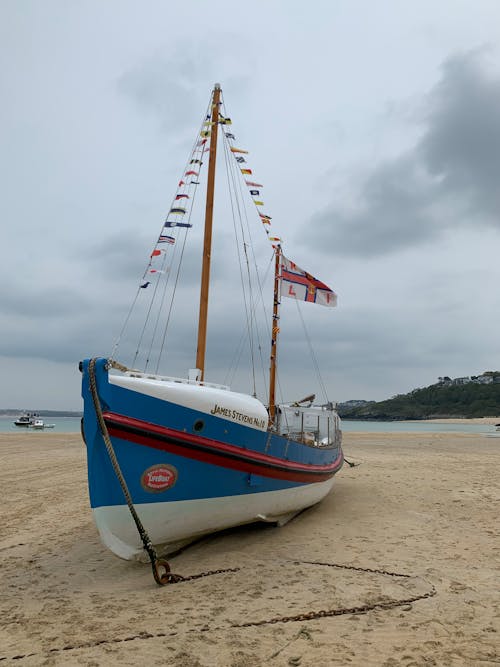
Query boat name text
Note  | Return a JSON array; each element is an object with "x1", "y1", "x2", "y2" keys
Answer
[{"x1": 210, "y1": 404, "x2": 266, "y2": 428}]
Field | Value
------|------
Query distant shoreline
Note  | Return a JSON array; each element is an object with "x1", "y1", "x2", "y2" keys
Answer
[
  {"x1": 343, "y1": 416, "x2": 500, "y2": 425},
  {"x1": 413, "y1": 416, "x2": 500, "y2": 425},
  {"x1": 0, "y1": 411, "x2": 82, "y2": 418}
]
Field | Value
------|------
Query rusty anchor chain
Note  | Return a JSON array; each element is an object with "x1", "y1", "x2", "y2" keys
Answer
[{"x1": 87, "y1": 358, "x2": 240, "y2": 586}]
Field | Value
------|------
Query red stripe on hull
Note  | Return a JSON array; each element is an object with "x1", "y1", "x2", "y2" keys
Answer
[{"x1": 103, "y1": 411, "x2": 343, "y2": 484}]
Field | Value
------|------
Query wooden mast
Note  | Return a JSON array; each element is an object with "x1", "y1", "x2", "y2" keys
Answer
[
  {"x1": 268, "y1": 245, "x2": 281, "y2": 425},
  {"x1": 195, "y1": 84, "x2": 221, "y2": 381}
]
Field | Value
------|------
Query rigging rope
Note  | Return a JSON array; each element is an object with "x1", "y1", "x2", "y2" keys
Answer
[
  {"x1": 221, "y1": 133, "x2": 258, "y2": 396},
  {"x1": 112, "y1": 91, "x2": 213, "y2": 372},
  {"x1": 87, "y1": 358, "x2": 174, "y2": 585},
  {"x1": 294, "y1": 298, "x2": 330, "y2": 404}
]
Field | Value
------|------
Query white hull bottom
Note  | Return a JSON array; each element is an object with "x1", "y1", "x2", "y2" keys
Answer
[{"x1": 93, "y1": 478, "x2": 336, "y2": 561}]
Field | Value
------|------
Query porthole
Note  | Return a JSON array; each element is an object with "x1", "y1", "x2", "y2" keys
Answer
[{"x1": 193, "y1": 419, "x2": 205, "y2": 432}]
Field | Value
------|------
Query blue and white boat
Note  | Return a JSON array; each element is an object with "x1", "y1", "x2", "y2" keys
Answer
[{"x1": 80, "y1": 84, "x2": 343, "y2": 578}]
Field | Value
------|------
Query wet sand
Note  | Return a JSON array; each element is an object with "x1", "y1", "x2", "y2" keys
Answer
[{"x1": 0, "y1": 431, "x2": 499, "y2": 666}]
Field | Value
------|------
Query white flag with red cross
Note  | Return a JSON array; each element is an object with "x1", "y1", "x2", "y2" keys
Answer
[{"x1": 281, "y1": 255, "x2": 337, "y2": 307}]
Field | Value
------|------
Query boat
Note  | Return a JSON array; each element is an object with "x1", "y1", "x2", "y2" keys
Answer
[
  {"x1": 13, "y1": 411, "x2": 35, "y2": 427},
  {"x1": 28, "y1": 419, "x2": 55, "y2": 430},
  {"x1": 80, "y1": 84, "x2": 343, "y2": 582}
]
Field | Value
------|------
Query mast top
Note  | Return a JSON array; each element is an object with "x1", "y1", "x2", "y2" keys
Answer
[{"x1": 214, "y1": 83, "x2": 221, "y2": 90}]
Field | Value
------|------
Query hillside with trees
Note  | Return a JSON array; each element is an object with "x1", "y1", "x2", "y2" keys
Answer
[{"x1": 338, "y1": 372, "x2": 500, "y2": 420}]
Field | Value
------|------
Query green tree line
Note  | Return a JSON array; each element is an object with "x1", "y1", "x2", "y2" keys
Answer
[{"x1": 338, "y1": 382, "x2": 500, "y2": 420}]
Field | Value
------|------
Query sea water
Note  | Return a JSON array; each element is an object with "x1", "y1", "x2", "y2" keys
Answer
[
  {"x1": 0, "y1": 416, "x2": 82, "y2": 433},
  {"x1": 0, "y1": 416, "x2": 496, "y2": 435},
  {"x1": 341, "y1": 419, "x2": 498, "y2": 434}
]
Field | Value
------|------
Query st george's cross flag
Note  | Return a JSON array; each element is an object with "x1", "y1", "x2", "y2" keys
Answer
[{"x1": 281, "y1": 255, "x2": 337, "y2": 307}]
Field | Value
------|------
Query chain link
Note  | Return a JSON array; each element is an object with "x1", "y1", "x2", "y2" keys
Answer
[
  {"x1": 88, "y1": 358, "x2": 176, "y2": 586},
  {"x1": 233, "y1": 560, "x2": 436, "y2": 627},
  {"x1": 87, "y1": 358, "x2": 437, "y2": 615},
  {"x1": 88, "y1": 358, "x2": 241, "y2": 586},
  {"x1": 172, "y1": 567, "x2": 241, "y2": 582},
  {"x1": 296, "y1": 560, "x2": 412, "y2": 578}
]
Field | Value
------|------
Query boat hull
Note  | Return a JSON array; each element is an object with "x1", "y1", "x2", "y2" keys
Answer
[
  {"x1": 81, "y1": 358, "x2": 343, "y2": 560},
  {"x1": 93, "y1": 479, "x2": 336, "y2": 560}
]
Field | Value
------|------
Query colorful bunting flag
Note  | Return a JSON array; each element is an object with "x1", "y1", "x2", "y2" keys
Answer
[
  {"x1": 245, "y1": 180, "x2": 263, "y2": 188},
  {"x1": 249, "y1": 189, "x2": 260, "y2": 196},
  {"x1": 190, "y1": 159, "x2": 202, "y2": 165},
  {"x1": 235, "y1": 156, "x2": 246, "y2": 163},
  {"x1": 158, "y1": 235, "x2": 175, "y2": 244},
  {"x1": 185, "y1": 171, "x2": 199, "y2": 176},
  {"x1": 175, "y1": 194, "x2": 189, "y2": 200},
  {"x1": 140, "y1": 281, "x2": 150, "y2": 289},
  {"x1": 169, "y1": 207, "x2": 186, "y2": 215},
  {"x1": 150, "y1": 249, "x2": 162, "y2": 257},
  {"x1": 225, "y1": 132, "x2": 235, "y2": 139},
  {"x1": 165, "y1": 221, "x2": 193, "y2": 228},
  {"x1": 241, "y1": 169, "x2": 252, "y2": 175},
  {"x1": 230, "y1": 147, "x2": 248, "y2": 154},
  {"x1": 253, "y1": 200, "x2": 264, "y2": 206}
]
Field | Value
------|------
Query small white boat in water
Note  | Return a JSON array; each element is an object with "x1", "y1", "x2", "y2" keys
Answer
[{"x1": 29, "y1": 419, "x2": 55, "y2": 430}]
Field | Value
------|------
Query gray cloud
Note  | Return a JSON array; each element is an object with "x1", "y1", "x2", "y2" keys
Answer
[
  {"x1": 419, "y1": 52, "x2": 500, "y2": 221},
  {"x1": 118, "y1": 61, "x2": 202, "y2": 134},
  {"x1": 2, "y1": 4, "x2": 500, "y2": 412},
  {"x1": 307, "y1": 51, "x2": 500, "y2": 257},
  {"x1": 116, "y1": 41, "x2": 252, "y2": 137}
]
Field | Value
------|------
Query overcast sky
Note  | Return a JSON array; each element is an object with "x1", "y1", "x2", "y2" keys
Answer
[{"x1": 2, "y1": 1, "x2": 500, "y2": 410}]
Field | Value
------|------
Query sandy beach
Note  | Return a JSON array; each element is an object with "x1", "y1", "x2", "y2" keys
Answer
[{"x1": 0, "y1": 431, "x2": 499, "y2": 666}]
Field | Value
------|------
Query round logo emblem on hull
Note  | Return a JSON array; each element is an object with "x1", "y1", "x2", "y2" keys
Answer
[{"x1": 141, "y1": 464, "x2": 177, "y2": 492}]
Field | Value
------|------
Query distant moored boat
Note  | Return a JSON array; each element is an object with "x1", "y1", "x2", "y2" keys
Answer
[
  {"x1": 13, "y1": 412, "x2": 35, "y2": 427},
  {"x1": 28, "y1": 419, "x2": 55, "y2": 430}
]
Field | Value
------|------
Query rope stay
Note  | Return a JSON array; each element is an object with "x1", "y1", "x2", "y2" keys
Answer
[
  {"x1": 88, "y1": 358, "x2": 174, "y2": 585},
  {"x1": 110, "y1": 91, "x2": 214, "y2": 373},
  {"x1": 88, "y1": 357, "x2": 241, "y2": 586},
  {"x1": 294, "y1": 297, "x2": 330, "y2": 405},
  {"x1": 108, "y1": 87, "x2": 331, "y2": 414}
]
